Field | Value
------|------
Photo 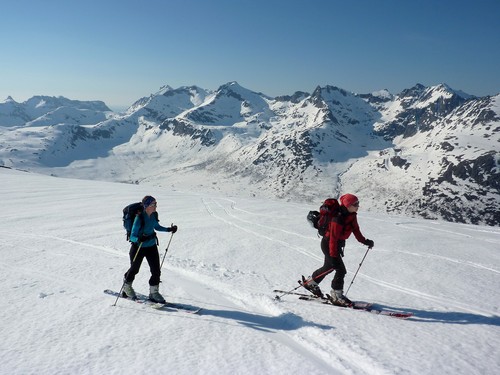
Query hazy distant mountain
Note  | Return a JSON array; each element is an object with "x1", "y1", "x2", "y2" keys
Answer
[
  {"x1": 0, "y1": 82, "x2": 498, "y2": 226},
  {"x1": 0, "y1": 95, "x2": 111, "y2": 127}
]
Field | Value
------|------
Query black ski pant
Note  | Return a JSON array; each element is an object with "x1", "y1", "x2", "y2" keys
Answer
[
  {"x1": 311, "y1": 236, "x2": 347, "y2": 291},
  {"x1": 124, "y1": 243, "x2": 161, "y2": 286}
]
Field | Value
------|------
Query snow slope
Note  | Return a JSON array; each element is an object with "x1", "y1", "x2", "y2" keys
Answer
[{"x1": 1, "y1": 168, "x2": 499, "y2": 375}]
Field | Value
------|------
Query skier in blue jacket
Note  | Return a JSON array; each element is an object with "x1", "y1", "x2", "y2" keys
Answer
[{"x1": 123, "y1": 195, "x2": 177, "y2": 303}]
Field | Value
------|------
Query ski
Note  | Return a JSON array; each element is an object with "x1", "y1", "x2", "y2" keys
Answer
[
  {"x1": 104, "y1": 289, "x2": 202, "y2": 314},
  {"x1": 297, "y1": 295, "x2": 412, "y2": 319},
  {"x1": 273, "y1": 289, "x2": 325, "y2": 299},
  {"x1": 276, "y1": 278, "x2": 412, "y2": 319},
  {"x1": 297, "y1": 294, "x2": 364, "y2": 307},
  {"x1": 274, "y1": 288, "x2": 338, "y2": 304},
  {"x1": 297, "y1": 294, "x2": 373, "y2": 309},
  {"x1": 274, "y1": 289, "x2": 372, "y2": 308}
]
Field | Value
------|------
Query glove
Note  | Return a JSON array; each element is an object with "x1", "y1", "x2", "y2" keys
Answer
[
  {"x1": 364, "y1": 239, "x2": 374, "y2": 248},
  {"x1": 169, "y1": 225, "x2": 178, "y2": 233}
]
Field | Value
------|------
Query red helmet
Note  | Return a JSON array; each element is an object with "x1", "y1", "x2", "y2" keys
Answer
[{"x1": 339, "y1": 194, "x2": 359, "y2": 207}]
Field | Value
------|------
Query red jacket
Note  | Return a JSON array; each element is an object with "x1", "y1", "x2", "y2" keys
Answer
[{"x1": 327, "y1": 210, "x2": 367, "y2": 257}]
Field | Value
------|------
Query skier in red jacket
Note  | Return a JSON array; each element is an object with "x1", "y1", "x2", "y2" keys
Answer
[{"x1": 303, "y1": 193, "x2": 374, "y2": 306}]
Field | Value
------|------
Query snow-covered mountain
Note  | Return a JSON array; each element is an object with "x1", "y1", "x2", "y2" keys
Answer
[
  {"x1": 0, "y1": 82, "x2": 498, "y2": 225},
  {"x1": 0, "y1": 95, "x2": 111, "y2": 127}
]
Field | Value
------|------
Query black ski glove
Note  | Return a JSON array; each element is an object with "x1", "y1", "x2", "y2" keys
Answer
[
  {"x1": 364, "y1": 239, "x2": 374, "y2": 248},
  {"x1": 169, "y1": 225, "x2": 178, "y2": 233}
]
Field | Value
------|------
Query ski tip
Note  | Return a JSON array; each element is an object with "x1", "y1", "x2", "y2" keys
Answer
[{"x1": 391, "y1": 312, "x2": 414, "y2": 319}]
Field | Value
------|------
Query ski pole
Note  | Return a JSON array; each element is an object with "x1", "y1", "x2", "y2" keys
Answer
[
  {"x1": 113, "y1": 242, "x2": 143, "y2": 306},
  {"x1": 345, "y1": 246, "x2": 371, "y2": 297},
  {"x1": 159, "y1": 224, "x2": 175, "y2": 269},
  {"x1": 274, "y1": 267, "x2": 334, "y2": 301}
]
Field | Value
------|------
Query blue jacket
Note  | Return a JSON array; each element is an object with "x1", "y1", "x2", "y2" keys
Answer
[{"x1": 129, "y1": 212, "x2": 170, "y2": 247}]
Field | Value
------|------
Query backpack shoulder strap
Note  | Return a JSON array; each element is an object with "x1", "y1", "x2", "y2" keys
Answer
[{"x1": 137, "y1": 212, "x2": 145, "y2": 232}]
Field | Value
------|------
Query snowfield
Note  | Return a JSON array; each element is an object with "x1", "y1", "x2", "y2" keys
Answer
[{"x1": 1, "y1": 168, "x2": 499, "y2": 375}]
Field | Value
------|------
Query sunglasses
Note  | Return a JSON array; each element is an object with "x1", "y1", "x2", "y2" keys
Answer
[{"x1": 352, "y1": 202, "x2": 359, "y2": 207}]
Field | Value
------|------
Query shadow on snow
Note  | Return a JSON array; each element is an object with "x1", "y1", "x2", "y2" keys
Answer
[
  {"x1": 198, "y1": 308, "x2": 333, "y2": 332},
  {"x1": 374, "y1": 304, "x2": 500, "y2": 326}
]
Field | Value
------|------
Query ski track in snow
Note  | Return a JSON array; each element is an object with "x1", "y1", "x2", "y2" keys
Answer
[
  {"x1": 165, "y1": 269, "x2": 342, "y2": 374},
  {"x1": 0, "y1": 228, "x2": 363, "y2": 374},
  {"x1": 201, "y1": 197, "x2": 322, "y2": 261},
  {"x1": 390, "y1": 219, "x2": 500, "y2": 245},
  {"x1": 165, "y1": 259, "x2": 390, "y2": 375},
  {"x1": 358, "y1": 273, "x2": 496, "y2": 318},
  {"x1": 200, "y1": 198, "x2": 499, "y2": 316},
  {"x1": 4, "y1": 196, "x2": 498, "y2": 322},
  {"x1": 0, "y1": 231, "x2": 125, "y2": 258},
  {"x1": 0, "y1": 200, "x2": 412, "y2": 374},
  {"x1": 5, "y1": 221, "x2": 495, "y2": 321},
  {"x1": 384, "y1": 248, "x2": 500, "y2": 275},
  {"x1": 2, "y1": 170, "x2": 499, "y2": 375}
]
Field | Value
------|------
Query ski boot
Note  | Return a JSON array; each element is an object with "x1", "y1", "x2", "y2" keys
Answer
[
  {"x1": 301, "y1": 276, "x2": 324, "y2": 298},
  {"x1": 329, "y1": 289, "x2": 352, "y2": 307},
  {"x1": 122, "y1": 281, "x2": 137, "y2": 300},
  {"x1": 149, "y1": 285, "x2": 166, "y2": 304}
]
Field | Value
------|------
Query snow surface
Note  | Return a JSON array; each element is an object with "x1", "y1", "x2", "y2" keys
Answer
[{"x1": 1, "y1": 168, "x2": 499, "y2": 375}]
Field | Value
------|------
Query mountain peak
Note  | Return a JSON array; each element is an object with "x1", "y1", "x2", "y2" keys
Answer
[
  {"x1": 214, "y1": 81, "x2": 265, "y2": 102},
  {"x1": 433, "y1": 83, "x2": 474, "y2": 100},
  {"x1": 216, "y1": 81, "x2": 246, "y2": 94},
  {"x1": 3, "y1": 96, "x2": 16, "y2": 103},
  {"x1": 399, "y1": 84, "x2": 426, "y2": 98},
  {"x1": 156, "y1": 85, "x2": 174, "y2": 95}
]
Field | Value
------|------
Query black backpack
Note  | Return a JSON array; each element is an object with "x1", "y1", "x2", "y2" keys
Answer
[
  {"x1": 122, "y1": 202, "x2": 161, "y2": 241},
  {"x1": 122, "y1": 202, "x2": 144, "y2": 241},
  {"x1": 307, "y1": 198, "x2": 340, "y2": 236}
]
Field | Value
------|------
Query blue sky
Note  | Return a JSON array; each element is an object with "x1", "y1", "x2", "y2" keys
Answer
[{"x1": 2, "y1": 0, "x2": 499, "y2": 110}]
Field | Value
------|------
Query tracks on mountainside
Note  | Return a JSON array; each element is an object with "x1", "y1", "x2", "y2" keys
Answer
[
  {"x1": 201, "y1": 197, "x2": 322, "y2": 261},
  {"x1": 198, "y1": 198, "x2": 500, "y2": 318},
  {"x1": 0, "y1": 231, "x2": 350, "y2": 374}
]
